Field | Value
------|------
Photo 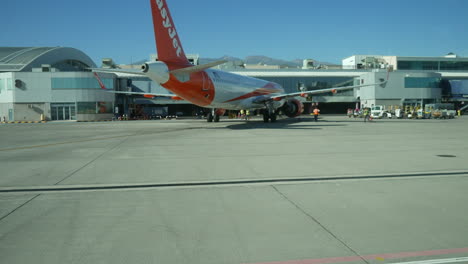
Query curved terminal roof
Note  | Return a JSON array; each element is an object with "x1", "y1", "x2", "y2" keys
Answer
[{"x1": 0, "y1": 47, "x2": 96, "y2": 72}]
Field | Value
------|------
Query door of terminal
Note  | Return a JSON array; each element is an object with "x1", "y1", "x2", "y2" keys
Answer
[{"x1": 51, "y1": 103, "x2": 76, "y2": 120}]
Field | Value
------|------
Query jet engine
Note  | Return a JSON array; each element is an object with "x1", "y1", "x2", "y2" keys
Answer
[
  {"x1": 281, "y1": 99, "x2": 304, "y2": 118},
  {"x1": 141, "y1": 61, "x2": 170, "y2": 84}
]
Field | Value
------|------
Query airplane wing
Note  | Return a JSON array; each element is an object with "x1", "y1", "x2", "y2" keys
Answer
[
  {"x1": 110, "y1": 91, "x2": 170, "y2": 96},
  {"x1": 110, "y1": 91, "x2": 178, "y2": 98},
  {"x1": 256, "y1": 73, "x2": 390, "y2": 104},
  {"x1": 272, "y1": 81, "x2": 386, "y2": 100}
]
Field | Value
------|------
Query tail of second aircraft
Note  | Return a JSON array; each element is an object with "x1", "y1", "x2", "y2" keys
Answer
[{"x1": 150, "y1": 0, "x2": 191, "y2": 68}]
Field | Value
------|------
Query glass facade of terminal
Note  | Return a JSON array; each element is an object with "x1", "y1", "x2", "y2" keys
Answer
[
  {"x1": 398, "y1": 60, "x2": 468, "y2": 71},
  {"x1": 50, "y1": 101, "x2": 113, "y2": 121},
  {"x1": 48, "y1": 77, "x2": 115, "y2": 120}
]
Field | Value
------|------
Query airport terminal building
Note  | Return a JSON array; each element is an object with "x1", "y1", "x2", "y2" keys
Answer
[
  {"x1": 0, "y1": 47, "x2": 114, "y2": 122},
  {"x1": 1, "y1": 47, "x2": 468, "y2": 121}
]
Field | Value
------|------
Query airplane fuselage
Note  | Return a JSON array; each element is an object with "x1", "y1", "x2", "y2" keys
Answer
[{"x1": 160, "y1": 68, "x2": 285, "y2": 111}]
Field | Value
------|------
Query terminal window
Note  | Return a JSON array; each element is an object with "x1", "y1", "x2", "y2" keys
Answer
[
  {"x1": 440, "y1": 61, "x2": 468, "y2": 71},
  {"x1": 5, "y1": 78, "x2": 12, "y2": 90},
  {"x1": 77, "y1": 101, "x2": 113, "y2": 114},
  {"x1": 404, "y1": 77, "x2": 440, "y2": 88},
  {"x1": 398, "y1": 61, "x2": 439, "y2": 70},
  {"x1": 398, "y1": 60, "x2": 468, "y2": 71},
  {"x1": 77, "y1": 102, "x2": 97, "y2": 114},
  {"x1": 52, "y1": 78, "x2": 114, "y2": 89}
]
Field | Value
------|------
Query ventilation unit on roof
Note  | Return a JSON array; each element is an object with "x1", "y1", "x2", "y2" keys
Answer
[
  {"x1": 445, "y1": 53, "x2": 458, "y2": 58},
  {"x1": 41, "y1": 64, "x2": 51, "y2": 72},
  {"x1": 302, "y1": 59, "x2": 315, "y2": 69},
  {"x1": 102, "y1": 58, "x2": 117, "y2": 68}
]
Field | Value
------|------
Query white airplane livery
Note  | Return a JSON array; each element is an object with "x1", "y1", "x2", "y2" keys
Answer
[{"x1": 93, "y1": 0, "x2": 387, "y2": 122}]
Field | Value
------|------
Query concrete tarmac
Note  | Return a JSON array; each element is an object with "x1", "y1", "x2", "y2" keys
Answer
[{"x1": 1, "y1": 116, "x2": 467, "y2": 264}]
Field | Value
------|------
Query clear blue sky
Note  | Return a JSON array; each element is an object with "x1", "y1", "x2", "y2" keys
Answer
[{"x1": 2, "y1": 0, "x2": 467, "y2": 65}]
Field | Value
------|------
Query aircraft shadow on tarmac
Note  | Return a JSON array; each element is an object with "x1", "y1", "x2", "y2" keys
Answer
[{"x1": 221, "y1": 118, "x2": 347, "y2": 130}]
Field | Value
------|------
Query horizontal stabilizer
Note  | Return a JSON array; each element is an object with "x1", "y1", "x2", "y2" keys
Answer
[
  {"x1": 169, "y1": 60, "x2": 227, "y2": 75},
  {"x1": 90, "y1": 68, "x2": 146, "y2": 76},
  {"x1": 170, "y1": 60, "x2": 227, "y2": 82}
]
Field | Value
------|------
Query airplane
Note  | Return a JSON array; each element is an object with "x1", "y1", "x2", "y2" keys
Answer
[{"x1": 93, "y1": 0, "x2": 388, "y2": 123}]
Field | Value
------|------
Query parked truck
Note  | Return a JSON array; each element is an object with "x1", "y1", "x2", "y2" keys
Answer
[{"x1": 370, "y1": 105, "x2": 387, "y2": 119}]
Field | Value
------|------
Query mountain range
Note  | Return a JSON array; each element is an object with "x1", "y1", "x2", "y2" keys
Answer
[
  {"x1": 129, "y1": 55, "x2": 335, "y2": 68},
  {"x1": 200, "y1": 55, "x2": 336, "y2": 68}
]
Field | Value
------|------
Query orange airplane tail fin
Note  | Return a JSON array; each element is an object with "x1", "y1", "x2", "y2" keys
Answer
[{"x1": 150, "y1": 0, "x2": 191, "y2": 68}]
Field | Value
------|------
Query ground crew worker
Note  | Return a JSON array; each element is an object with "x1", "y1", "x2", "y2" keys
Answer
[
  {"x1": 240, "y1": 109, "x2": 245, "y2": 119},
  {"x1": 313, "y1": 107, "x2": 320, "y2": 122},
  {"x1": 363, "y1": 108, "x2": 370, "y2": 122},
  {"x1": 245, "y1": 110, "x2": 250, "y2": 120}
]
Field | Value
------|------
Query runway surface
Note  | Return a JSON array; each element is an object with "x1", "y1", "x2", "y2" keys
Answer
[{"x1": 1, "y1": 116, "x2": 467, "y2": 264}]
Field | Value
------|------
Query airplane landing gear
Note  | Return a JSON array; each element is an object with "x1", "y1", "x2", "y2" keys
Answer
[
  {"x1": 262, "y1": 101, "x2": 278, "y2": 123},
  {"x1": 262, "y1": 109, "x2": 277, "y2": 123},
  {"x1": 263, "y1": 112, "x2": 269, "y2": 122},
  {"x1": 207, "y1": 112, "x2": 214, "y2": 122},
  {"x1": 270, "y1": 112, "x2": 277, "y2": 122},
  {"x1": 207, "y1": 109, "x2": 224, "y2": 122}
]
